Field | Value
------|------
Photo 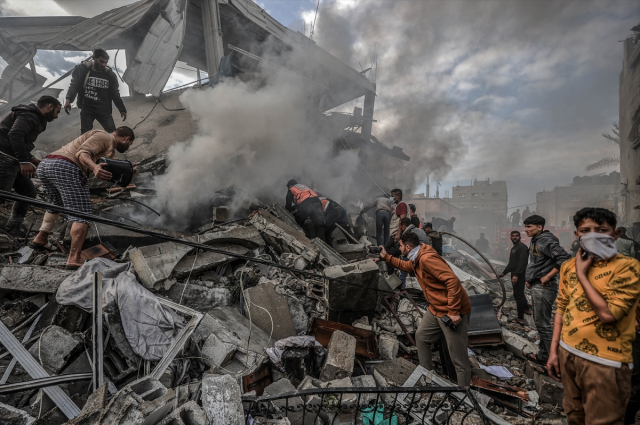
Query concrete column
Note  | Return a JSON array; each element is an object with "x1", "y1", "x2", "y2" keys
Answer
[
  {"x1": 125, "y1": 49, "x2": 145, "y2": 98},
  {"x1": 359, "y1": 86, "x2": 376, "y2": 167},
  {"x1": 201, "y1": 0, "x2": 224, "y2": 79}
]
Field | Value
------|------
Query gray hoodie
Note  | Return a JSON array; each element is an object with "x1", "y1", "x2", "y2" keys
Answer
[{"x1": 525, "y1": 230, "x2": 571, "y2": 284}]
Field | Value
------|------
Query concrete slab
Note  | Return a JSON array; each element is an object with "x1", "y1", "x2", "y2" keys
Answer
[
  {"x1": 202, "y1": 374, "x2": 244, "y2": 425},
  {"x1": 250, "y1": 210, "x2": 319, "y2": 263},
  {"x1": 0, "y1": 265, "x2": 71, "y2": 294},
  {"x1": 320, "y1": 330, "x2": 356, "y2": 381},
  {"x1": 27, "y1": 325, "x2": 82, "y2": 373},
  {"x1": 172, "y1": 244, "x2": 249, "y2": 279},
  {"x1": 157, "y1": 400, "x2": 207, "y2": 425},
  {"x1": 166, "y1": 284, "x2": 231, "y2": 312},
  {"x1": 371, "y1": 357, "x2": 418, "y2": 386},
  {"x1": 323, "y1": 259, "x2": 380, "y2": 324},
  {"x1": 0, "y1": 402, "x2": 35, "y2": 425},
  {"x1": 201, "y1": 333, "x2": 237, "y2": 368},
  {"x1": 244, "y1": 279, "x2": 297, "y2": 341}
]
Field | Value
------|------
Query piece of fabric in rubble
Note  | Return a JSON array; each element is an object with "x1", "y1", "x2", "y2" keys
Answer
[
  {"x1": 56, "y1": 258, "x2": 184, "y2": 361},
  {"x1": 266, "y1": 335, "x2": 327, "y2": 371}
]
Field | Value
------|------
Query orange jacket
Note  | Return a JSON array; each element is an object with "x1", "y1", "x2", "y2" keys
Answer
[
  {"x1": 384, "y1": 244, "x2": 472, "y2": 317},
  {"x1": 289, "y1": 184, "x2": 318, "y2": 205}
]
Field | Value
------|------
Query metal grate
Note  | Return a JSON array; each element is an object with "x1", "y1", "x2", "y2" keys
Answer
[{"x1": 242, "y1": 385, "x2": 491, "y2": 425}]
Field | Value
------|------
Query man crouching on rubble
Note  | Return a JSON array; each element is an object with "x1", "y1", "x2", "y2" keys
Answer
[
  {"x1": 30, "y1": 127, "x2": 135, "y2": 269},
  {"x1": 547, "y1": 207, "x2": 640, "y2": 425},
  {"x1": 378, "y1": 232, "x2": 473, "y2": 387}
]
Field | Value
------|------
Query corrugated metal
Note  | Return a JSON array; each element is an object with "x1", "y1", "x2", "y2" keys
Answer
[
  {"x1": 124, "y1": 0, "x2": 187, "y2": 96},
  {"x1": 35, "y1": 0, "x2": 158, "y2": 51},
  {"x1": 0, "y1": 31, "x2": 36, "y2": 89}
]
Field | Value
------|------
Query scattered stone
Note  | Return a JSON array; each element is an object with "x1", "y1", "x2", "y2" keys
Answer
[
  {"x1": 27, "y1": 325, "x2": 82, "y2": 373},
  {"x1": 0, "y1": 402, "x2": 35, "y2": 425},
  {"x1": 0, "y1": 265, "x2": 71, "y2": 293},
  {"x1": 201, "y1": 333, "x2": 237, "y2": 367},
  {"x1": 534, "y1": 371, "x2": 564, "y2": 404},
  {"x1": 378, "y1": 332, "x2": 400, "y2": 360},
  {"x1": 502, "y1": 328, "x2": 538, "y2": 359},
  {"x1": 172, "y1": 245, "x2": 249, "y2": 279},
  {"x1": 372, "y1": 357, "x2": 418, "y2": 386},
  {"x1": 320, "y1": 330, "x2": 356, "y2": 381},
  {"x1": 157, "y1": 400, "x2": 207, "y2": 425},
  {"x1": 250, "y1": 210, "x2": 319, "y2": 263},
  {"x1": 166, "y1": 283, "x2": 231, "y2": 312},
  {"x1": 202, "y1": 374, "x2": 244, "y2": 425},
  {"x1": 286, "y1": 296, "x2": 309, "y2": 335},
  {"x1": 129, "y1": 242, "x2": 192, "y2": 289}
]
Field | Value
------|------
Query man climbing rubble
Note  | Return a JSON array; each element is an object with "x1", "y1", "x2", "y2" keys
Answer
[
  {"x1": 378, "y1": 232, "x2": 473, "y2": 387},
  {"x1": 285, "y1": 179, "x2": 326, "y2": 242},
  {"x1": 320, "y1": 197, "x2": 353, "y2": 244},
  {"x1": 30, "y1": 127, "x2": 136, "y2": 269},
  {"x1": 0, "y1": 96, "x2": 61, "y2": 237},
  {"x1": 359, "y1": 194, "x2": 394, "y2": 246},
  {"x1": 523, "y1": 214, "x2": 571, "y2": 370},
  {"x1": 64, "y1": 48, "x2": 127, "y2": 135}
]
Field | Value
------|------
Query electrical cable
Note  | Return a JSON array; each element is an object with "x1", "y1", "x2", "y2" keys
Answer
[
  {"x1": 113, "y1": 49, "x2": 125, "y2": 83},
  {"x1": 132, "y1": 99, "x2": 159, "y2": 130},
  {"x1": 102, "y1": 196, "x2": 161, "y2": 217},
  {"x1": 0, "y1": 190, "x2": 395, "y2": 294}
]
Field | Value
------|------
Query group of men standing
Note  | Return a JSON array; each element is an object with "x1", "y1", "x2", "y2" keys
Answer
[{"x1": 0, "y1": 49, "x2": 136, "y2": 269}]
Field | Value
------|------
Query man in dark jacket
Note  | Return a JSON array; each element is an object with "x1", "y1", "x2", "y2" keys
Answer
[
  {"x1": 321, "y1": 197, "x2": 353, "y2": 245},
  {"x1": 424, "y1": 222, "x2": 443, "y2": 255},
  {"x1": 499, "y1": 230, "x2": 531, "y2": 325},
  {"x1": 64, "y1": 48, "x2": 126, "y2": 135},
  {"x1": 475, "y1": 233, "x2": 490, "y2": 253},
  {"x1": 0, "y1": 96, "x2": 61, "y2": 236},
  {"x1": 523, "y1": 214, "x2": 571, "y2": 366}
]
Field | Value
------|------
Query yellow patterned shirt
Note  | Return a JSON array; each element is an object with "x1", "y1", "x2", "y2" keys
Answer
[{"x1": 556, "y1": 255, "x2": 640, "y2": 365}]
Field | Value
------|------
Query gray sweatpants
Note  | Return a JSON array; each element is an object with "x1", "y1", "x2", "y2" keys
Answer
[{"x1": 416, "y1": 308, "x2": 471, "y2": 387}]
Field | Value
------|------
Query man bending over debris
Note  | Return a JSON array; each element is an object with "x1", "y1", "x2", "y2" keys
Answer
[
  {"x1": 523, "y1": 214, "x2": 571, "y2": 371},
  {"x1": 320, "y1": 197, "x2": 353, "y2": 244},
  {"x1": 379, "y1": 232, "x2": 473, "y2": 387},
  {"x1": 547, "y1": 207, "x2": 640, "y2": 425},
  {"x1": 0, "y1": 95, "x2": 61, "y2": 237},
  {"x1": 65, "y1": 48, "x2": 127, "y2": 134},
  {"x1": 285, "y1": 179, "x2": 326, "y2": 242},
  {"x1": 30, "y1": 127, "x2": 135, "y2": 269}
]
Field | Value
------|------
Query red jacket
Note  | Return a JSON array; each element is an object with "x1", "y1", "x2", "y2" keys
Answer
[{"x1": 385, "y1": 244, "x2": 472, "y2": 317}]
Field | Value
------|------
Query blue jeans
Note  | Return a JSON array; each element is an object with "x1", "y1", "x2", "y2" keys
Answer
[
  {"x1": 375, "y1": 209, "x2": 391, "y2": 247},
  {"x1": 530, "y1": 279, "x2": 558, "y2": 362}
]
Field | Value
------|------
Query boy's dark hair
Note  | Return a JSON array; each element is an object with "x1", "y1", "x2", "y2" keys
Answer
[
  {"x1": 425, "y1": 222, "x2": 433, "y2": 229},
  {"x1": 400, "y1": 217, "x2": 413, "y2": 227},
  {"x1": 401, "y1": 232, "x2": 420, "y2": 247},
  {"x1": 523, "y1": 214, "x2": 545, "y2": 227},
  {"x1": 37, "y1": 95, "x2": 61, "y2": 108},
  {"x1": 409, "y1": 204, "x2": 416, "y2": 212},
  {"x1": 93, "y1": 48, "x2": 109, "y2": 59},
  {"x1": 510, "y1": 230, "x2": 521, "y2": 236},
  {"x1": 391, "y1": 188, "x2": 403, "y2": 199},
  {"x1": 573, "y1": 207, "x2": 617, "y2": 229},
  {"x1": 114, "y1": 126, "x2": 135, "y2": 141}
]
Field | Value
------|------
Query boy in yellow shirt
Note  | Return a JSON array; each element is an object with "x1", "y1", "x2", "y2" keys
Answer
[{"x1": 547, "y1": 207, "x2": 640, "y2": 425}]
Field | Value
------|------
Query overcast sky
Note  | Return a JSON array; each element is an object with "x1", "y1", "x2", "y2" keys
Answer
[{"x1": 0, "y1": 0, "x2": 638, "y2": 211}]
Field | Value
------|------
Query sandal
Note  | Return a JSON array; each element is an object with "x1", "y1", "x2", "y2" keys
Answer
[
  {"x1": 64, "y1": 264, "x2": 82, "y2": 271},
  {"x1": 509, "y1": 318, "x2": 525, "y2": 326},
  {"x1": 29, "y1": 241, "x2": 57, "y2": 252},
  {"x1": 532, "y1": 364, "x2": 549, "y2": 375},
  {"x1": 523, "y1": 352, "x2": 547, "y2": 366}
]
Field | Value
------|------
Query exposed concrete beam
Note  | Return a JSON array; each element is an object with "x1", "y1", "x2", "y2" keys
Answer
[
  {"x1": 201, "y1": 0, "x2": 224, "y2": 77},
  {"x1": 361, "y1": 87, "x2": 376, "y2": 146}
]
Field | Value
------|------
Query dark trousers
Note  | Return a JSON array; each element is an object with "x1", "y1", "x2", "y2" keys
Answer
[
  {"x1": 0, "y1": 153, "x2": 36, "y2": 229},
  {"x1": 80, "y1": 109, "x2": 116, "y2": 134},
  {"x1": 512, "y1": 273, "x2": 529, "y2": 319},
  {"x1": 295, "y1": 197, "x2": 326, "y2": 242},
  {"x1": 530, "y1": 279, "x2": 557, "y2": 362},
  {"x1": 624, "y1": 333, "x2": 640, "y2": 424},
  {"x1": 375, "y1": 209, "x2": 391, "y2": 247},
  {"x1": 325, "y1": 204, "x2": 353, "y2": 243}
]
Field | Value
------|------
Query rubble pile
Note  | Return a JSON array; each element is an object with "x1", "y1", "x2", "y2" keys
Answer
[{"x1": 0, "y1": 184, "x2": 567, "y2": 425}]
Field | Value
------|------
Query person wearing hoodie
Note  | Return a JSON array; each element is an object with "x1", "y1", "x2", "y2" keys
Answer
[
  {"x1": 546, "y1": 208, "x2": 640, "y2": 425},
  {"x1": 0, "y1": 96, "x2": 61, "y2": 237},
  {"x1": 64, "y1": 48, "x2": 126, "y2": 135},
  {"x1": 378, "y1": 232, "x2": 473, "y2": 387},
  {"x1": 523, "y1": 214, "x2": 571, "y2": 369}
]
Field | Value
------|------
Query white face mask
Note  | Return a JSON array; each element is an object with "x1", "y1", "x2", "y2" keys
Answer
[
  {"x1": 579, "y1": 232, "x2": 618, "y2": 260},
  {"x1": 389, "y1": 196, "x2": 395, "y2": 203}
]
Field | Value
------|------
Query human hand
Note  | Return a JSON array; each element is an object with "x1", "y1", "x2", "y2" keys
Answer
[
  {"x1": 121, "y1": 112, "x2": 127, "y2": 121},
  {"x1": 498, "y1": 273, "x2": 505, "y2": 278},
  {"x1": 525, "y1": 281, "x2": 530, "y2": 288},
  {"x1": 541, "y1": 275, "x2": 552, "y2": 287},
  {"x1": 30, "y1": 157, "x2": 40, "y2": 167},
  {"x1": 575, "y1": 248, "x2": 594, "y2": 277},
  {"x1": 132, "y1": 162, "x2": 138, "y2": 175},
  {"x1": 64, "y1": 100, "x2": 72, "y2": 115},
  {"x1": 378, "y1": 246, "x2": 387, "y2": 260},
  {"x1": 20, "y1": 163, "x2": 36, "y2": 178},
  {"x1": 547, "y1": 352, "x2": 561, "y2": 381},
  {"x1": 511, "y1": 275, "x2": 518, "y2": 284},
  {"x1": 449, "y1": 315, "x2": 462, "y2": 326},
  {"x1": 93, "y1": 162, "x2": 113, "y2": 181}
]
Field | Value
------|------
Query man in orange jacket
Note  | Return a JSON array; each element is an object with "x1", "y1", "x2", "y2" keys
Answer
[
  {"x1": 379, "y1": 232, "x2": 473, "y2": 387},
  {"x1": 285, "y1": 179, "x2": 326, "y2": 242}
]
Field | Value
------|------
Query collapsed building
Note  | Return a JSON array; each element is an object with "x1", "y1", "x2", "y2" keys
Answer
[{"x1": 0, "y1": 1, "x2": 566, "y2": 424}]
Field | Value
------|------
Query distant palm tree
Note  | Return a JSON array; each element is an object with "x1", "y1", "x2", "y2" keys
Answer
[{"x1": 586, "y1": 123, "x2": 620, "y2": 171}]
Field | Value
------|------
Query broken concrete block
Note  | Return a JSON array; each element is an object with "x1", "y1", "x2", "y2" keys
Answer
[
  {"x1": 124, "y1": 377, "x2": 177, "y2": 424},
  {"x1": 378, "y1": 333, "x2": 400, "y2": 360},
  {"x1": 311, "y1": 238, "x2": 349, "y2": 266},
  {"x1": 286, "y1": 296, "x2": 309, "y2": 335},
  {"x1": 244, "y1": 279, "x2": 297, "y2": 341},
  {"x1": 201, "y1": 333, "x2": 237, "y2": 367},
  {"x1": 534, "y1": 371, "x2": 564, "y2": 404},
  {"x1": 0, "y1": 299, "x2": 39, "y2": 328},
  {"x1": 320, "y1": 330, "x2": 356, "y2": 381},
  {"x1": 323, "y1": 259, "x2": 380, "y2": 324},
  {"x1": 34, "y1": 299, "x2": 88, "y2": 334},
  {"x1": 212, "y1": 206, "x2": 229, "y2": 223},
  {"x1": 129, "y1": 242, "x2": 192, "y2": 289},
  {"x1": 172, "y1": 244, "x2": 249, "y2": 279},
  {"x1": 0, "y1": 265, "x2": 71, "y2": 293},
  {"x1": 157, "y1": 400, "x2": 207, "y2": 425},
  {"x1": 191, "y1": 313, "x2": 218, "y2": 344},
  {"x1": 27, "y1": 325, "x2": 82, "y2": 373},
  {"x1": 250, "y1": 211, "x2": 319, "y2": 263},
  {"x1": 166, "y1": 283, "x2": 231, "y2": 312},
  {"x1": 502, "y1": 328, "x2": 538, "y2": 359},
  {"x1": 199, "y1": 225, "x2": 265, "y2": 249},
  {"x1": 0, "y1": 402, "x2": 35, "y2": 425},
  {"x1": 372, "y1": 357, "x2": 418, "y2": 386},
  {"x1": 202, "y1": 374, "x2": 244, "y2": 425}
]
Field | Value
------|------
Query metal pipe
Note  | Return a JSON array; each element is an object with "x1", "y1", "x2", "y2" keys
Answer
[
  {"x1": 92, "y1": 271, "x2": 104, "y2": 392},
  {"x1": 335, "y1": 223, "x2": 360, "y2": 244},
  {"x1": 0, "y1": 191, "x2": 394, "y2": 294},
  {"x1": 0, "y1": 313, "x2": 42, "y2": 384},
  {"x1": 0, "y1": 373, "x2": 93, "y2": 395},
  {"x1": 441, "y1": 231, "x2": 507, "y2": 309}
]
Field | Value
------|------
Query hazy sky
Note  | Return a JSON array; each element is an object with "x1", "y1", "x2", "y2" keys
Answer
[{"x1": 0, "y1": 0, "x2": 638, "y2": 211}]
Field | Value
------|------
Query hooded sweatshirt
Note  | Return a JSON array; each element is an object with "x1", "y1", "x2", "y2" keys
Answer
[
  {"x1": 0, "y1": 104, "x2": 47, "y2": 163},
  {"x1": 402, "y1": 224, "x2": 431, "y2": 245},
  {"x1": 525, "y1": 230, "x2": 571, "y2": 284}
]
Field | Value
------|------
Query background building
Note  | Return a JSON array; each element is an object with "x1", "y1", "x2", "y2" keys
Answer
[
  {"x1": 450, "y1": 179, "x2": 508, "y2": 215},
  {"x1": 536, "y1": 172, "x2": 619, "y2": 228},
  {"x1": 620, "y1": 24, "x2": 640, "y2": 237},
  {"x1": 405, "y1": 193, "x2": 460, "y2": 222}
]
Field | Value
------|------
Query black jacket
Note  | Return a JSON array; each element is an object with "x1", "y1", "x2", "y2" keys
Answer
[
  {"x1": 0, "y1": 104, "x2": 47, "y2": 162},
  {"x1": 66, "y1": 60, "x2": 126, "y2": 114},
  {"x1": 426, "y1": 231, "x2": 443, "y2": 255},
  {"x1": 525, "y1": 230, "x2": 571, "y2": 284},
  {"x1": 503, "y1": 242, "x2": 528, "y2": 276}
]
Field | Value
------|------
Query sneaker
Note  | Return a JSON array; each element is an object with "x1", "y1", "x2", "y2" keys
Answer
[{"x1": 4, "y1": 226, "x2": 26, "y2": 238}]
